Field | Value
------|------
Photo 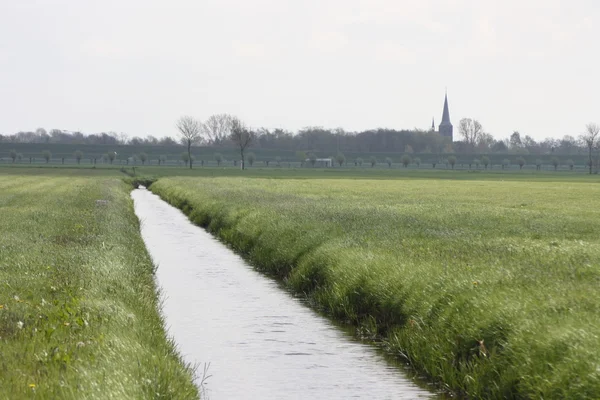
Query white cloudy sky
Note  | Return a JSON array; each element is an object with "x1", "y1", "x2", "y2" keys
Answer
[{"x1": 0, "y1": 0, "x2": 598, "y2": 140}]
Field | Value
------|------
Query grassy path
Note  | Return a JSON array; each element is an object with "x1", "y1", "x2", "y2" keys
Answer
[
  {"x1": 0, "y1": 174, "x2": 198, "y2": 398},
  {"x1": 151, "y1": 176, "x2": 600, "y2": 399}
]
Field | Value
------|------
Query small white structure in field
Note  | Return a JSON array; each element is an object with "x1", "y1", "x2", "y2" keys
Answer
[{"x1": 304, "y1": 158, "x2": 333, "y2": 167}]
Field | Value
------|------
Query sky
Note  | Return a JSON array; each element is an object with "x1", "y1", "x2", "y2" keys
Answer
[{"x1": 0, "y1": 0, "x2": 598, "y2": 141}]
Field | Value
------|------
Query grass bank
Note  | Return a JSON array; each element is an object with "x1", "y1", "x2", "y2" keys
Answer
[
  {"x1": 0, "y1": 174, "x2": 198, "y2": 398},
  {"x1": 151, "y1": 176, "x2": 600, "y2": 399}
]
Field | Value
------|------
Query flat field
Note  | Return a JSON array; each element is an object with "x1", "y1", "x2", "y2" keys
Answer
[
  {"x1": 151, "y1": 175, "x2": 600, "y2": 398},
  {"x1": 0, "y1": 170, "x2": 197, "y2": 398}
]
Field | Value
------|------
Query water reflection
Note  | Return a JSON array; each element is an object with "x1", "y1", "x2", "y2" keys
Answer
[{"x1": 132, "y1": 188, "x2": 433, "y2": 400}]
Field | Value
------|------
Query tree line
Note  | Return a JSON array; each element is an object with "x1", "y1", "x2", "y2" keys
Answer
[{"x1": 2, "y1": 116, "x2": 599, "y2": 162}]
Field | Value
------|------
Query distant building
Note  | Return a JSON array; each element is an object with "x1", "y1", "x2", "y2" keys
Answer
[{"x1": 438, "y1": 92, "x2": 453, "y2": 141}]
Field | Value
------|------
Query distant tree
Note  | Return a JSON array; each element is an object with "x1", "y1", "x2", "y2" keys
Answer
[
  {"x1": 42, "y1": 150, "x2": 51, "y2": 163},
  {"x1": 101, "y1": 154, "x2": 108, "y2": 163},
  {"x1": 140, "y1": 153, "x2": 148, "y2": 165},
  {"x1": 335, "y1": 152, "x2": 345, "y2": 167},
  {"x1": 481, "y1": 156, "x2": 490, "y2": 169},
  {"x1": 370, "y1": 156, "x2": 377, "y2": 167},
  {"x1": 580, "y1": 123, "x2": 599, "y2": 174},
  {"x1": 309, "y1": 152, "x2": 317, "y2": 167},
  {"x1": 448, "y1": 155, "x2": 457, "y2": 169},
  {"x1": 108, "y1": 151, "x2": 116, "y2": 164},
  {"x1": 401, "y1": 154, "x2": 411, "y2": 168},
  {"x1": 502, "y1": 158, "x2": 510, "y2": 170},
  {"x1": 443, "y1": 143, "x2": 454, "y2": 153},
  {"x1": 275, "y1": 156, "x2": 282, "y2": 167},
  {"x1": 202, "y1": 114, "x2": 232, "y2": 145},
  {"x1": 229, "y1": 117, "x2": 255, "y2": 170},
  {"x1": 516, "y1": 156, "x2": 525, "y2": 170},
  {"x1": 414, "y1": 157, "x2": 421, "y2": 167},
  {"x1": 404, "y1": 144, "x2": 414, "y2": 154},
  {"x1": 176, "y1": 115, "x2": 203, "y2": 169},
  {"x1": 432, "y1": 160, "x2": 437, "y2": 168},
  {"x1": 474, "y1": 158, "x2": 480, "y2": 169},
  {"x1": 551, "y1": 157, "x2": 560, "y2": 171},
  {"x1": 159, "y1": 155, "x2": 167, "y2": 165},
  {"x1": 567, "y1": 159, "x2": 574, "y2": 170},
  {"x1": 181, "y1": 152, "x2": 189, "y2": 166},
  {"x1": 536, "y1": 159, "x2": 543, "y2": 171},
  {"x1": 214, "y1": 153, "x2": 223, "y2": 166},
  {"x1": 458, "y1": 118, "x2": 484, "y2": 149},
  {"x1": 385, "y1": 157, "x2": 392, "y2": 168},
  {"x1": 132, "y1": 154, "x2": 138, "y2": 164},
  {"x1": 356, "y1": 157, "x2": 363, "y2": 166},
  {"x1": 510, "y1": 131, "x2": 522, "y2": 149},
  {"x1": 247, "y1": 152, "x2": 256, "y2": 167},
  {"x1": 296, "y1": 151, "x2": 307, "y2": 167},
  {"x1": 17, "y1": 153, "x2": 23, "y2": 163},
  {"x1": 74, "y1": 150, "x2": 83, "y2": 164},
  {"x1": 9, "y1": 149, "x2": 16, "y2": 163}
]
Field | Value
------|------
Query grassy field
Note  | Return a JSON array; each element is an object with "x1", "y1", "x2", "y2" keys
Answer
[
  {"x1": 150, "y1": 175, "x2": 600, "y2": 399},
  {"x1": 0, "y1": 170, "x2": 198, "y2": 398}
]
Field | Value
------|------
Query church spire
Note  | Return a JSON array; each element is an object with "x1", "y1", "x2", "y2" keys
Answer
[
  {"x1": 431, "y1": 117, "x2": 435, "y2": 131},
  {"x1": 438, "y1": 91, "x2": 453, "y2": 140},
  {"x1": 441, "y1": 92, "x2": 451, "y2": 124}
]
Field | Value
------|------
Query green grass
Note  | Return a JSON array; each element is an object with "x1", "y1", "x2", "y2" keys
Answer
[
  {"x1": 0, "y1": 172, "x2": 198, "y2": 398},
  {"x1": 150, "y1": 176, "x2": 600, "y2": 399}
]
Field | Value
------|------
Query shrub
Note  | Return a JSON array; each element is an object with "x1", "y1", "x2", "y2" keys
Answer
[
  {"x1": 336, "y1": 152, "x2": 345, "y2": 167},
  {"x1": 552, "y1": 157, "x2": 560, "y2": 171},
  {"x1": 474, "y1": 159, "x2": 481, "y2": 169},
  {"x1": 414, "y1": 157, "x2": 421, "y2": 167},
  {"x1": 74, "y1": 150, "x2": 83, "y2": 164},
  {"x1": 448, "y1": 155, "x2": 457, "y2": 169},
  {"x1": 385, "y1": 157, "x2": 392, "y2": 168},
  {"x1": 214, "y1": 153, "x2": 223, "y2": 166},
  {"x1": 140, "y1": 153, "x2": 148, "y2": 165},
  {"x1": 247, "y1": 152, "x2": 256, "y2": 167},
  {"x1": 370, "y1": 156, "x2": 377, "y2": 167},
  {"x1": 536, "y1": 159, "x2": 543, "y2": 171},
  {"x1": 481, "y1": 156, "x2": 490, "y2": 169},
  {"x1": 401, "y1": 154, "x2": 411, "y2": 168},
  {"x1": 516, "y1": 156, "x2": 526, "y2": 170}
]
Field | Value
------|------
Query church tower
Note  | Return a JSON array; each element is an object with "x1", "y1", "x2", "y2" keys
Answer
[{"x1": 438, "y1": 92, "x2": 453, "y2": 140}]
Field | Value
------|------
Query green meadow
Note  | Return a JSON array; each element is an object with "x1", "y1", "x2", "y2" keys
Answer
[
  {"x1": 150, "y1": 174, "x2": 600, "y2": 399},
  {"x1": 2, "y1": 165, "x2": 600, "y2": 399},
  {"x1": 0, "y1": 170, "x2": 198, "y2": 399}
]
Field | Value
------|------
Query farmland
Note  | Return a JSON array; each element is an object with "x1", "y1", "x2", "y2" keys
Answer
[
  {"x1": 0, "y1": 170, "x2": 197, "y2": 398},
  {"x1": 150, "y1": 174, "x2": 600, "y2": 398},
  {"x1": 2, "y1": 165, "x2": 600, "y2": 398}
]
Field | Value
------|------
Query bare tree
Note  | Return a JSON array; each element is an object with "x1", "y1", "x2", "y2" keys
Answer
[
  {"x1": 580, "y1": 123, "x2": 599, "y2": 174},
  {"x1": 229, "y1": 117, "x2": 255, "y2": 170},
  {"x1": 176, "y1": 116, "x2": 203, "y2": 169},
  {"x1": 203, "y1": 114, "x2": 233, "y2": 146},
  {"x1": 458, "y1": 118, "x2": 484, "y2": 149}
]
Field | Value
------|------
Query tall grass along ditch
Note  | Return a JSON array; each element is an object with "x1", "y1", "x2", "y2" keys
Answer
[
  {"x1": 0, "y1": 175, "x2": 197, "y2": 398},
  {"x1": 150, "y1": 176, "x2": 600, "y2": 399}
]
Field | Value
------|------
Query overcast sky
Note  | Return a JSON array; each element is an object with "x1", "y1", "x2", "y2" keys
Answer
[{"x1": 1, "y1": 0, "x2": 598, "y2": 141}]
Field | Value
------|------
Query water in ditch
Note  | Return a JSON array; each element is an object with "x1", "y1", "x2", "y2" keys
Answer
[{"x1": 132, "y1": 188, "x2": 435, "y2": 399}]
